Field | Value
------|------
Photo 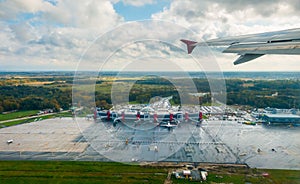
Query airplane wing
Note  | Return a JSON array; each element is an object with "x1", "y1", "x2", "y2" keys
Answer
[{"x1": 181, "y1": 28, "x2": 300, "y2": 65}]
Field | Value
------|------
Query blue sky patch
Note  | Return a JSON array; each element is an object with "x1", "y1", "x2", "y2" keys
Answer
[{"x1": 114, "y1": 1, "x2": 170, "y2": 21}]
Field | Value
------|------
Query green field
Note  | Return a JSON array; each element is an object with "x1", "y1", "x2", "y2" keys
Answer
[
  {"x1": 0, "y1": 111, "x2": 72, "y2": 129},
  {"x1": 0, "y1": 161, "x2": 167, "y2": 184},
  {"x1": 0, "y1": 161, "x2": 299, "y2": 184},
  {"x1": 171, "y1": 166, "x2": 300, "y2": 184},
  {"x1": 0, "y1": 119, "x2": 29, "y2": 128},
  {"x1": 0, "y1": 110, "x2": 39, "y2": 121}
]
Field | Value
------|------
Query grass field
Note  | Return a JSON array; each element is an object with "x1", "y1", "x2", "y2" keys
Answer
[
  {"x1": 171, "y1": 166, "x2": 300, "y2": 184},
  {"x1": 0, "y1": 161, "x2": 167, "y2": 184},
  {"x1": 0, "y1": 110, "x2": 39, "y2": 121},
  {"x1": 0, "y1": 161, "x2": 299, "y2": 184},
  {"x1": 0, "y1": 119, "x2": 29, "y2": 128},
  {"x1": 0, "y1": 111, "x2": 73, "y2": 129}
]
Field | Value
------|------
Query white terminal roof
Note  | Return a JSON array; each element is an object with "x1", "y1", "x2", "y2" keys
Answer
[{"x1": 264, "y1": 113, "x2": 300, "y2": 118}]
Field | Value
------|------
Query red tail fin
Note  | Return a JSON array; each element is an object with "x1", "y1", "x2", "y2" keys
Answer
[{"x1": 180, "y1": 39, "x2": 197, "y2": 54}]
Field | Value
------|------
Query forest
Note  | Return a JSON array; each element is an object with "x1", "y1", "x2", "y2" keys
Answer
[
  {"x1": 0, "y1": 75, "x2": 300, "y2": 113},
  {"x1": 0, "y1": 85, "x2": 71, "y2": 112}
]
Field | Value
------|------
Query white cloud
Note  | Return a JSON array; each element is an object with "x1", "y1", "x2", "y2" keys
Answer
[
  {"x1": 0, "y1": 0, "x2": 126, "y2": 70},
  {"x1": 0, "y1": 0, "x2": 54, "y2": 22},
  {"x1": 43, "y1": 0, "x2": 123, "y2": 29},
  {"x1": 120, "y1": 0, "x2": 155, "y2": 7},
  {"x1": 9, "y1": 22, "x2": 40, "y2": 43},
  {"x1": 0, "y1": 0, "x2": 300, "y2": 71},
  {"x1": 152, "y1": 0, "x2": 300, "y2": 37}
]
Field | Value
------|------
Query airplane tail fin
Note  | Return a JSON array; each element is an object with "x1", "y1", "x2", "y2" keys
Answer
[{"x1": 180, "y1": 39, "x2": 197, "y2": 54}]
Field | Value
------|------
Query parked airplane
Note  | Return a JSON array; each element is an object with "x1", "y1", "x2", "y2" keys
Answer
[
  {"x1": 181, "y1": 28, "x2": 300, "y2": 65},
  {"x1": 160, "y1": 122, "x2": 177, "y2": 127},
  {"x1": 159, "y1": 121, "x2": 178, "y2": 131}
]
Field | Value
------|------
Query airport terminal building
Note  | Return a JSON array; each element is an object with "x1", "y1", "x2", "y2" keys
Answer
[{"x1": 263, "y1": 113, "x2": 300, "y2": 124}]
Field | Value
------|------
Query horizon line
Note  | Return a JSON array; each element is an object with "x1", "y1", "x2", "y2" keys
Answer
[{"x1": 1, "y1": 70, "x2": 300, "y2": 73}]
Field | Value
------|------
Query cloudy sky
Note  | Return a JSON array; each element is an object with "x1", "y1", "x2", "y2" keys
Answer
[{"x1": 1, "y1": 0, "x2": 300, "y2": 71}]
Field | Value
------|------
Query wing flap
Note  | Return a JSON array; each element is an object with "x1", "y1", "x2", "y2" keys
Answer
[{"x1": 233, "y1": 54, "x2": 264, "y2": 65}]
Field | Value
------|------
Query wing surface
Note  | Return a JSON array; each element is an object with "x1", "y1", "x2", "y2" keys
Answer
[{"x1": 181, "y1": 28, "x2": 300, "y2": 65}]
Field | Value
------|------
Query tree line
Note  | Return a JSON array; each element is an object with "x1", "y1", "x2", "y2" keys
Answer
[
  {"x1": 1, "y1": 78, "x2": 300, "y2": 113},
  {"x1": 0, "y1": 86, "x2": 71, "y2": 113}
]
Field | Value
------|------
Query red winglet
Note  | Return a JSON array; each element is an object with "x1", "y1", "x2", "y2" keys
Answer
[{"x1": 180, "y1": 39, "x2": 198, "y2": 54}]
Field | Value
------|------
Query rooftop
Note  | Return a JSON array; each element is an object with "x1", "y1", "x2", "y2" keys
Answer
[{"x1": 264, "y1": 113, "x2": 300, "y2": 118}]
